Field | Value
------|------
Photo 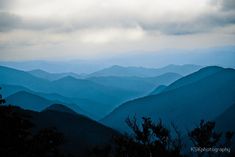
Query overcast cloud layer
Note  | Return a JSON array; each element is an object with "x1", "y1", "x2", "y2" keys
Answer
[{"x1": 0, "y1": 0, "x2": 235, "y2": 60}]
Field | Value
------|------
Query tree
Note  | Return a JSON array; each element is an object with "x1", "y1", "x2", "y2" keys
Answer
[
  {"x1": 114, "y1": 116, "x2": 184, "y2": 157},
  {"x1": 188, "y1": 120, "x2": 234, "y2": 157},
  {"x1": 30, "y1": 128, "x2": 65, "y2": 157},
  {"x1": 0, "y1": 87, "x2": 6, "y2": 105}
]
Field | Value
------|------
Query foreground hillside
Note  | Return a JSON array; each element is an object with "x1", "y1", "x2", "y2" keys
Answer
[{"x1": 0, "y1": 104, "x2": 118, "y2": 156}]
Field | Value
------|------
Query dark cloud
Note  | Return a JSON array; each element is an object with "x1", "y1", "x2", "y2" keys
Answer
[
  {"x1": 221, "y1": 0, "x2": 235, "y2": 11},
  {"x1": 0, "y1": 12, "x2": 22, "y2": 32},
  {"x1": 138, "y1": 3, "x2": 235, "y2": 36},
  {"x1": 0, "y1": 0, "x2": 14, "y2": 10}
]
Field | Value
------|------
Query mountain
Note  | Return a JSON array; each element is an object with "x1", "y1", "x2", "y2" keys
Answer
[
  {"x1": 5, "y1": 105, "x2": 117, "y2": 156},
  {"x1": 6, "y1": 91, "x2": 56, "y2": 111},
  {"x1": 0, "y1": 66, "x2": 143, "y2": 119},
  {"x1": 0, "y1": 84, "x2": 30, "y2": 97},
  {"x1": 0, "y1": 66, "x2": 50, "y2": 92},
  {"x1": 50, "y1": 76, "x2": 141, "y2": 117},
  {"x1": 214, "y1": 103, "x2": 235, "y2": 152},
  {"x1": 149, "y1": 85, "x2": 167, "y2": 95},
  {"x1": 44, "y1": 104, "x2": 77, "y2": 115},
  {"x1": 163, "y1": 66, "x2": 224, "y2": 92},
  {"x1": 102, "y1": 67, "x2": 235, "y2": 132},
  {"x1": 145, "y1": 73, "x2": 182, "y2": 86},
  {"x1": 87, "y1": 72, "x2": 182, "y2": 95},
  {"x1": 5, "y1": 91, "x2": 87, "y2": 117},
  {"x1": 29, "y1": 69, "x2": 82, "y2": 81},
  {"x1": 0, "y1": 84, "x2": 108, "y2": 119},
  {"x1": 34, "y1": 109, "x2": 118, "y2": 156},
  {"x1": 215, "y1": 103, "x2": 235, "y2": 132},
  {"x1": 88, "y1": 64, "x2": 201, "y2": 77}
]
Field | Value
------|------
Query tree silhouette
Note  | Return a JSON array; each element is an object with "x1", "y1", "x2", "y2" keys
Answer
[
  {"x1": 0, "y1": 87, "x2": 6, "y2": 105},
  {"x1": 188, "y1": 120, "x2": 234, "y2": 157},
  {"x1": 113, "y1": 116, "x2": 184, "y2": 157},
  {"x1": 30, "y1": 128, "x2": 65, "y2": 157}
]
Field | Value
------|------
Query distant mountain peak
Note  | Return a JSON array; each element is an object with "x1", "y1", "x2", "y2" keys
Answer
[
  {"x1": 55, "y1": 76, "x2": 78, "y2": 82},
  {"x1": 43, "y1": 104, "x2": 77, "y2": 115},
  {"x1": 6, "y1": 91, "x2": 54, "y2": 111},
  {"x1": 9, "y1": 90, "x2": 39, "y2": 98}
]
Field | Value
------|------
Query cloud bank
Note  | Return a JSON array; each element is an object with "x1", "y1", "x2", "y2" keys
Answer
[{"x1": 0, "y1": 0, "x2": 234, "y2": 60}]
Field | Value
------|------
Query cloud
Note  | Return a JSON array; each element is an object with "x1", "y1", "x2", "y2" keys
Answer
[
  {"x1": 219, "y1": 0, "x2": 235, "y2": 11},
  {"x1": 0, "y1": 12, "x2": 22, "y2": 32},
  {"x1": 0, "y1": 0, "x2": 233, "y2": 35},
  {"x1": 0, "y1": 0, "x2": 15, "y2": 10},
  {"x1": 0, "y1": 0, "x2": 234, "y2": 61}
]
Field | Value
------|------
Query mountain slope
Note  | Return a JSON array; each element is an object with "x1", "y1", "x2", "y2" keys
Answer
[
  {"x1": 163, "y1": 66, "x2": 224, "y2": 92},
  {"x1": 6, "y1": 91, "x2": 55, "y2": 111},
  {"x1": 5, "y1": 91, "x2": 87, "y2": 117},
  {"x1": 0, "y1": 84, "x2": 30, "y2": 97},
  {"x1": 149, "y1": 85, "x2": 167, "y2": 95},
  {"x1": 36, "y1": 111, "x2": 117, "y2": 156},
  {"x1": 50, "y1": 76, "x2": 141, "y2": 117},
  {"x1": 215, "y1": 103, "x2": 235, "y2": 132},
  {"x1": 89, "y1": 64, "x2": 201, "y2": 77},
  {"x1": 102, "y1": 67, "x2": 235, "y2": 132},
  {"x1": 0, "y1": 66, "x2": 50, "y2": 91},
  {"x1": 5, "y1": 106, "x2": 117, "y2": 156},
  {"x1": 43, "y1": 104, "x2": 78, "y2": 115}
]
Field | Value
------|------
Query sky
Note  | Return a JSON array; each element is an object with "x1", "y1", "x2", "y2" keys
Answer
[{"x1": 0, "y1": 0, "x2": 235, "y2": 61}]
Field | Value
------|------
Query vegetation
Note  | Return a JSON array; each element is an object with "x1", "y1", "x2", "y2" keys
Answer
[
  {"x1": 90, "y1": 117, "x2": 234, "y2": 157},
  {"x1": 113, "y1": 117, "x2": 184, "y2": 157},
  {"x1": 188, "y1": 120, "x2": 234, "y2": 157}
]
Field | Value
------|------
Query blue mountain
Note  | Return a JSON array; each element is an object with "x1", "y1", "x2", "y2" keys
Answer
[
  {"x1": 215, "y1": 103, "x2": 235, "y2": 132},
  {"x1": 149, "y1": 85, "x2": 167, "y2": 95},
  {"x1": 5, "y1": 91, "x2": 86, "y2": 116},
  {"x1": 163, "y1": 66, "x2": 224, "y2": 92},
  {"x1": 44, "y1": 104, "x2": 78, "y2": 115},
  {"x1": 102, "y1": 67, "x2": 235, "y2": 132},
  {"x1": 0, "y1": 66, "x2": 148, "y2": 119}
]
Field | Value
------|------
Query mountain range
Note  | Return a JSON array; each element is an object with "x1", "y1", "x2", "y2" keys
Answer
[
  {"x1": 102, "y1": 66, "x2": 235, "y2": 133},
  {"x1": 1, "y1": 64, "x2": 194, "y2": 119},
  {"x1": 88, "y1": 64, "x2": 201, "y2": 77},
  {"x1": 1, "y1": 62, "x2": 235, "y2": 156}
]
